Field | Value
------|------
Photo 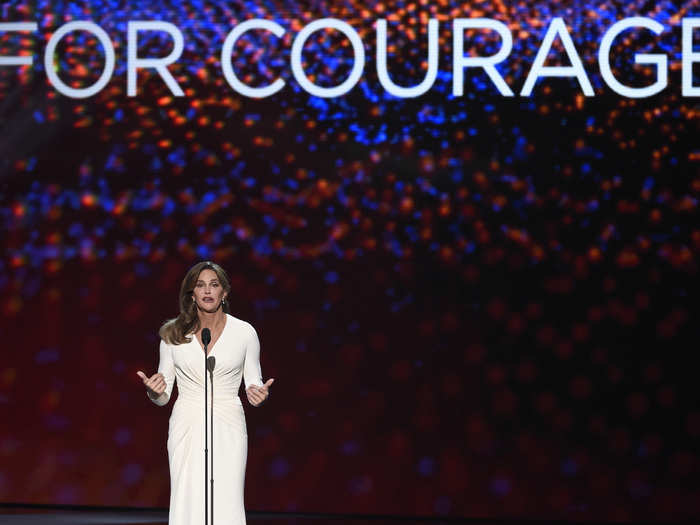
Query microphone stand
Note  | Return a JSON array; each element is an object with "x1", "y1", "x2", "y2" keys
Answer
[
  {"x1": 207, "y1": 356, "x2": 216, "y2": 525},
  {"x1": 204, "y1": 338, "x2": 209, "y2": 525}
]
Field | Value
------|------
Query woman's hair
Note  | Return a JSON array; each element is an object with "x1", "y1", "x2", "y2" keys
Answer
[{"x1": 159, "y1": 261, "x2": 231, "y2": 345}]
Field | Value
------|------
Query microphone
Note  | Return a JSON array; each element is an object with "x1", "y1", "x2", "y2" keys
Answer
[
  {"x1": 202, "y1": 328, "x2": 211, "y2": 346},
  {"x1": 207, "y1": 356, "x2": 216, "y2": 373}
]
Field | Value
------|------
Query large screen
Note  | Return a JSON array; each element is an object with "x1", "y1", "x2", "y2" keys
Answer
[{"x1": 1, "y1": 1, "x2": 698, "y2": 521}]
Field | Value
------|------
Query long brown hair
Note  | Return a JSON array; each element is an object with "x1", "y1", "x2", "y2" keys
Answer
[{"x1": 159, "y1": 261, "x2": 231, "y2": 345}]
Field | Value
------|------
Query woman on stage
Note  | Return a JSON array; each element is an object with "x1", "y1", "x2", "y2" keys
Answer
[{"x1": 137, "y1": 261, "x2": 274, "y2": 525}]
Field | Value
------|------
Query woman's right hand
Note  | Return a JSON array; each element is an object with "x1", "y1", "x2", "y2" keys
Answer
[{"x1": 137, "y1": 371, "x2": 166, "y2": 397}]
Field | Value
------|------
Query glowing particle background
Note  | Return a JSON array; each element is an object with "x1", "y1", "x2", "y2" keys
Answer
[{"x1": 0, "y1": 0, "x2": 698, "y2": 521}]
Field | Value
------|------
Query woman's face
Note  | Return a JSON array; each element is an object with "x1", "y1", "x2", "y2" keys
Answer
[{"x1": 192, "y1": 268, "x2": 227, "y2": 313}]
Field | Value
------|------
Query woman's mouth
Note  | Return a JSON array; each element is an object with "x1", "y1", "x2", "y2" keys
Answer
[{"x1": 203, "y1": 298, "x2": 214, "y2": 303}]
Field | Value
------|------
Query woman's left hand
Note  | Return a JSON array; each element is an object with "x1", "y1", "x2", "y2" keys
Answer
[{"x1": 246, "y1": 378, "x2": 274, "y2": 406}]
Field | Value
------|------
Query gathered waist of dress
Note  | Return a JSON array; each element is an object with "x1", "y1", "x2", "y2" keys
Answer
[{"x1": 175, "y1": 393, "x2": 244, "y2": 406}]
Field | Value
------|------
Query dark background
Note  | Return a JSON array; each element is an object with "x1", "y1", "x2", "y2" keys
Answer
[{"x1": 1, "y1": 0, "x2": 698, "y2": 521}]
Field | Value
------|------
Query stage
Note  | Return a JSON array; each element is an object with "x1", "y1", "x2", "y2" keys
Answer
[
  {"x1": 1, "y1": 0, "x2": 698, "y2": 523},
  {"x1": 0, "y1": 505, "x2": 687, "y2": 525}
]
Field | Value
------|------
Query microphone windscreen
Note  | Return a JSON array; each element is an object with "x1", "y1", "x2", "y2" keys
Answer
[
  {"x1": 207, "y1": 356, "x2": 216, "y2": 372},
  {"x1": 202, "y1": 328, "x2": 211, "y2": 345}
]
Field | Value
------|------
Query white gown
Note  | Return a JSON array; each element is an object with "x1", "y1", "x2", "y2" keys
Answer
[{"x1": 147, "y1": 313, "x2": 264, "y2": 525}]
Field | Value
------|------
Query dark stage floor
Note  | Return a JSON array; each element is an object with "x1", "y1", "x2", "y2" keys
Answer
[
  {"x1": 0, "y1": 507, "x2": 484, "y2": 525},
  {"x1": 0, "y1": 506, "x2": 516, "y2": 525},
  {"x1": 0, "y1": 506, "x2": 688, "y2": 525}
]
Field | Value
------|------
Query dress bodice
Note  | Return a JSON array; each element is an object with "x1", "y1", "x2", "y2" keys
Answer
[{"x1": 149, "y1": 314, "x2": 263, "y2": 406}]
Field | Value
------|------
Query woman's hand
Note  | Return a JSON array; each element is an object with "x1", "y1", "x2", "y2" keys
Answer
[
  {"x1": 246, "y1": 378, "x2": 274, "y2": 406},
  {"x1": 137, "y1": 370, "x2": 166, "y2": 398}
]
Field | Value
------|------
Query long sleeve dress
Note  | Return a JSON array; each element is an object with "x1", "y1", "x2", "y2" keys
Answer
[{"x1": 147, "y1": 313, "x2": 264, "y2": 525}]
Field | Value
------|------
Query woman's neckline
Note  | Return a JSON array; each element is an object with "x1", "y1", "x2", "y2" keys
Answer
[{"x1": 193, "y1": 313, "x2": 229, "y2": 356}]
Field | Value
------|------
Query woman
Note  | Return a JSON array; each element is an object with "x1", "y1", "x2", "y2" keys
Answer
[{"x1": 137, "y1": 261, "x2": 274, "y2": 525}]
